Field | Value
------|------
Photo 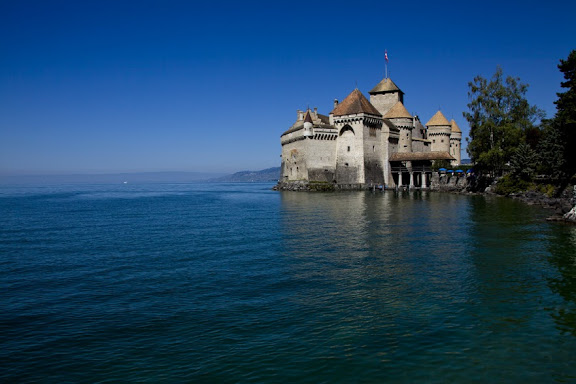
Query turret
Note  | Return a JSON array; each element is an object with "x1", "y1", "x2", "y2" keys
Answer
[
  {"x1": 450, "y1": 119, "x2": 462, "y2": 165},
  {"x1": 384, "y1": 101, "x2": 413, "y2": 153},
  {"x1": 426, "y1": 111, "x2": 451, "y2": 153},
  {"x1": 303, "y1": 110, "x2": 313, "y2": 137}
]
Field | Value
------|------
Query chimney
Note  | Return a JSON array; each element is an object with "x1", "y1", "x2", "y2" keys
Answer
[
  {"x1": 333, "y1": 99, "x2": 339, "y2": 109},
  {"x1": 297, "y1": 109, "x2": 303, "y2": 120}
]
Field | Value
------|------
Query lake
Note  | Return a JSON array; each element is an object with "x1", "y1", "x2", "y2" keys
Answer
[{"x1": 1, "y1": 183, "x2": 575, "y2": 383}]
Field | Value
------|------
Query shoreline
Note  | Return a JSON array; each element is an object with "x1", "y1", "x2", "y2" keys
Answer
[{"x1": 274, "y1": 179, "x2": 576, "y2": 224}]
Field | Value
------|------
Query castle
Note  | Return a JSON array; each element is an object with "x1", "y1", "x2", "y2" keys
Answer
[{"x1": 278, "y1": 75, "x2": 462, "y2": 189}]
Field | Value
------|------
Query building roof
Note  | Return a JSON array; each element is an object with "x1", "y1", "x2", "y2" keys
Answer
[
  {"x1": 383, "y1": 101, "x2": 412, "y2": 119},
  {"x1": 316, "y1": 113, "x2": 330, "y2": 125},
  {"x1": 369, "y1": 77, "x2": 403, "y2": 95},
  {"x1": 426, "y1": 110, "x2": 450, "y2": 126},
  {"x1": 304, "y1": 110, "x2": 313, "y2": 123},
  {"x1": 331, "y1": 89, "x2": 382, "y2": 117},
  {"x1": 450, "y1": 119, "x2": 461, "y2": 133},
  {"x1": 389, "y1": 151, "x2": 454, "y2": 161},
  {"x1": 281, "y1": 111, "x2": 335, "y2": 136}
]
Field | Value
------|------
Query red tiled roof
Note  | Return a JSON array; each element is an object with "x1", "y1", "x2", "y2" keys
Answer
[{"x1": 331, "y1": 89, "x2": 382, "y2": 117}]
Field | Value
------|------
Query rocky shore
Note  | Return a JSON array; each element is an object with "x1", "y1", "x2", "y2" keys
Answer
[{"x1": 507, "y1": 189, "x2": 575, "y2": 222}]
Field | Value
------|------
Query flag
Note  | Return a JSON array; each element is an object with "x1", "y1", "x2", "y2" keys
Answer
[{"x1": 385, "y1": 50, "x2": 388, "y2": 62}]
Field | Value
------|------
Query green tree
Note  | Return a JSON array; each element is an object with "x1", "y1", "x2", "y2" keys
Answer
[
  {"x1": 463, "y1": 67, "x2": 544, "y2": 176},
  {"x1": 539, "y1": 50, "x2": 576, "y2": 193},
  {"x1": 510, "y1": 143, "x2": 538, "y2": 181}
]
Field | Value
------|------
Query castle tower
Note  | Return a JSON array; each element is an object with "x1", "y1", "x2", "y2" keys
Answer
[
  {"x1": 449, "y1": 119, "x2": 462, "y2": 166},
  {"x1": 303, "y1": 110, "x2": 313, "y2": 137},
  {"x1": 331, "y1": 89, "x2": 383, "y2": 185},
  {"x1": 384, "y1": 101, "x2": 413, "y2": 153},
  {"x1": 426, "y1": 110, "x2": 451, "y2": 153},
  {"x1": 368, "y1": 77, "x2": 404, "y2": 116}
]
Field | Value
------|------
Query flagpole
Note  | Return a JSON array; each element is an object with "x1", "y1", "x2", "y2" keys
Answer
[{"x1": 385, "y1": 50, "x2": 389, "y2": 79}]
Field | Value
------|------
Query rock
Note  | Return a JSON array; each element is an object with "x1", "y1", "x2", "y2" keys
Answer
[{"x1": 564, "y1": 206, "x2": 576, "y2": 222}]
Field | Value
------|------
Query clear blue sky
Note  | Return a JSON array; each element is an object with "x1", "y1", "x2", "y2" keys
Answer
[{"x1": 1, "y1": 0, "x2": 574, "y2": 175}]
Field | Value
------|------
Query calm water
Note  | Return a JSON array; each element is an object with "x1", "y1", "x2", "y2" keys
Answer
[{"x1": 1, "y1": 183, "x2": 575, "y2": 383}]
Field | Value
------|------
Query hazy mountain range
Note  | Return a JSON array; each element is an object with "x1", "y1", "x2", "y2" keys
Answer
[
  {"x1": 0, "y1": 168, "x2": 282, "y2": 184},
  {"x1": 207, "y1": 167, "x2": 281, "y2": 183}
]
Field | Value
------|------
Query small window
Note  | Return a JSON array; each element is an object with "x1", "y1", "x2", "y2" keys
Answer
[
  {"x1": 441, "y1": 139, "x2": 444, "y2": 143},
  {"x1": 345, "y1": 163, "x2": 349, "y2": 167},
  {"x1": 347, "y1": 146, "x2": 351, "y2": 152},
  {"x1": 433, "y1": 139, "x2": 436, "y2": 143},
  {"x1": 372, "y1": 145, "x2": 375, "y2": 152}
]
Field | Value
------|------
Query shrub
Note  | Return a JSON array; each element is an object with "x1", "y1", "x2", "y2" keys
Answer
[{"x1": 494, "y1": 174, "x2": 531, "y2": 195}]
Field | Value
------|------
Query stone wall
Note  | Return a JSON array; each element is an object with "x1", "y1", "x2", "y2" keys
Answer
[
  {"x1": 304, "y1": 136, "x2": 337, "y2": 181},
  {"x1": 335, "y1": 120, "x2": 366, "y2": 184},
  {"x1": 430, "y1": 172, "x2": 468, "y2": 191},
  {"x1": 370, "y1": 92, "x2": 401, "y2": 116}
]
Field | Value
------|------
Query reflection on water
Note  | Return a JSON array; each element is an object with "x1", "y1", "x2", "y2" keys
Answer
[
  {"x1": 278, "y1": 190, "x2": 576, "y2": 382},
  {"x1": 546, "y1": 225, "x2": 576, "y2": 337},
  {"x1": 3, "y1": 184, "x2": 576, "y2": 383}
]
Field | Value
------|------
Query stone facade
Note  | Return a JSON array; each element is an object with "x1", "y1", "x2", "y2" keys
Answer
[{"x1": 278, "y1": 76, "x2": 462, "y2": 190}]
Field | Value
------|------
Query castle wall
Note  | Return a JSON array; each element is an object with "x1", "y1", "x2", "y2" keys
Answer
[
  {"x1": 450, "y1": 132, "x2": 462, "y2": 166},
  {"x1": 370, "y1": 92, "x2": 402, "y2": 116},
  {"x1": 281, "y1": 138, "x2": 308, "y2": 181},
  {"x1": 412, "y1": 119, "x2": 426, "y2": 140},
  {"x1": 412, "y1": 139, "x2": 430, "y2": 152},
  {"x1": 363, "y1": 125, "x2": 384, "y2": 185},
  {"x1": 335, "y1": 121, "x2": 365, "y2": 184},
  {"x1": 305, "y1": 134, "x2": 337, "y2": 182},
  {"x1": 428, "y1": 126, "x2": 451, "y2": 153}
]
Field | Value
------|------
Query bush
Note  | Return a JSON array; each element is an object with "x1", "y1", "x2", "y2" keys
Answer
[
  {"x1": 494, "y1": 174, "x2": 531, "y2": 195},
  {"x1": 535, "y1": 183, "x2": 556, "y2": 198}
]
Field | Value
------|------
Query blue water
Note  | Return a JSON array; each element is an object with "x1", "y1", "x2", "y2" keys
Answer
[{"x1": 1, "y1": 183, "x2": 575, "y2": 383}]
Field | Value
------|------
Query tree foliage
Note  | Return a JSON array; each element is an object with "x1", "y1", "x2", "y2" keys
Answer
[
  {"x1": 463, "y1": 67, "x2": 544, "y2": 175},
  {"x1": 510, "y1": 143, "x2": 538, "y2": 181},
  {"x1": 538, "y1": 50, "x2": 576, "y2": 191}
]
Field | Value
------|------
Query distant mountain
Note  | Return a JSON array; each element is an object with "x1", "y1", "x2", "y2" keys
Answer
[
  {"x1": 0, "y1": 171, "x2": 227, "y2": 184},
  {"x1": 209, "y1": 167, "x2": 281, "y2": 183}
]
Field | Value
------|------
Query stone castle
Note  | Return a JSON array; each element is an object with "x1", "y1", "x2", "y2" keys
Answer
[{"x1": 278, "y1": 76, "x2": 462, "y2": 189}]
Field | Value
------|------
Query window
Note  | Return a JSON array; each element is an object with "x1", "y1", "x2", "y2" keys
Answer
[
  {"x1": 345, "y1": 163, "x2": 349, "y2": 167},
  {"x1": 372, "y1": 145, "x2": 375, "y2": 152},
  {"x1": 347, "y1": 146, "x2": 351, "y2": 152}
]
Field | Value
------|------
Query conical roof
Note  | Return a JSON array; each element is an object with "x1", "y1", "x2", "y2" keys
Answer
[
  {"x1": 369, "y1": 77, "x2": 403, "y2": 94},
  {"x1": 304, "y1": 110, "x2": 313, "y2": 123},
  {"x1": 383, "y1": 101, "x2": 412, "y2": 119},
  {"x1": 331, "y1": 89, "x2": 381, "y2": 117},
  {"x1": 450, "y1": 119, "x2": 461, "y2": 133},
  {"x1": 426, "y1": 110, "x2": 450, "y2": 126}
]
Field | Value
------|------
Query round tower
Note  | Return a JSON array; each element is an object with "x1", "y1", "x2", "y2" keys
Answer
[
  {"x1": 384, "y1": 101, "x2": 413, "y2": 153},
  {"x1": 449, "y1": 119, "x2": 462, "y2": 166},
  {"x1": 426, "y1": 111, "x2": 451, "y2": 153},
  {"x1": 303, "y1": 110, "x2": 313, "y2": 138}
]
